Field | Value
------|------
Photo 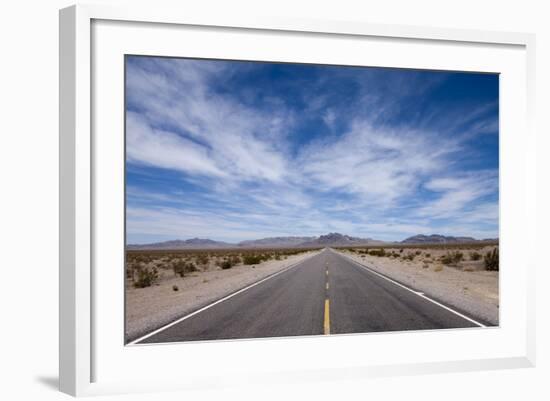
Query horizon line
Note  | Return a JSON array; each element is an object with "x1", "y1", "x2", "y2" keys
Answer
[{"x1": 127, "y1": 232, "x2": 500, "y2": 246}]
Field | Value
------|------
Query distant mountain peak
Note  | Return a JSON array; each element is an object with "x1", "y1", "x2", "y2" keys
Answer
[
  {"x1": 401, "y1": 234, "x2": 477, "y2": 244},
  {"x1": 238, "y1": 236, "x2": 316, "y2": 248},
  {"x1": 300, "y1": 232, "x2": 380, "y2": 247}
]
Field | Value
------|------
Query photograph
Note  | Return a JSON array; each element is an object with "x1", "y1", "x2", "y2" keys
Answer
[{"x1": 124, "y1": 55, "x2": 499, "y2": 345}]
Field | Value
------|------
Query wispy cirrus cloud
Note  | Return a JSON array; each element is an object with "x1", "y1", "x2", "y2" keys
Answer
[
  {"x1": 297, "y1": 119, "x2": 460, "y2": 206},
  {"x1": 127, "y1": 57, "x2": 295, "y2": 184},
  {"x1": 126, "y1": 112, "x2": 228, "y2": 178},
  {"x1": 418, "y1": 171, "x2": 498, "y2": 219}
]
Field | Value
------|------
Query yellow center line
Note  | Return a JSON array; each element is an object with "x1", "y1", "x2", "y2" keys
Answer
[
  {"x1": 324, "y1": 299, "x2": 331, "y2": 335},
  {"x1": 324, "y1": 263, "x2": 330, "y2": 335}
]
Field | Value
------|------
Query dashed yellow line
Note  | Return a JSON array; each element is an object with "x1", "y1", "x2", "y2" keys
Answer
[
  {"x1": 324, "y1": 299, "x2": 330, "y2": 335},
  {"x1": 324, "y1": 262, "x2": 330, "y2": 335}
]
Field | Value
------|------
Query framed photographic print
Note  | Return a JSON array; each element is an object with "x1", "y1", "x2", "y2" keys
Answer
[{"x1": 59, "y1": 4, "x2": 536, "y2": 397}]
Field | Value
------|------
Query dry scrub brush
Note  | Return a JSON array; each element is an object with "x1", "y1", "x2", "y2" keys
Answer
[{"x1": 484, "y1": 248, "x2": 499, "y2": 271}]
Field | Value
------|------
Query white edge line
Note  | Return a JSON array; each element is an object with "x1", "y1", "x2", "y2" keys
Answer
[
  {"x1": 127, "y1": 251, "x2": 321, "y2": 345},
  {"x1": 333, "y1": 250, "x2": 487, "y2": 328}
]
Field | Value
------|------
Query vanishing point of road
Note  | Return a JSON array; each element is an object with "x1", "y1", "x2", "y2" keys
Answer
[{"x1": 133, "y1": 248, "x2": 485, "y2": 344}]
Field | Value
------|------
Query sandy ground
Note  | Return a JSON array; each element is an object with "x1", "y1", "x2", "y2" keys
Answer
[
  {"x1": 337, "y1": 246, "x2": 499, "y2": 325},
  {"x1": 125, "y1": 250, "x2": 321, "y2": 342}
]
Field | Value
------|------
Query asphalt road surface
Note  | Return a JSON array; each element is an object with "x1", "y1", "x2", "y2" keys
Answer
[{"x1": 136, "y1": 248, "x2": 483, "y2": 344}]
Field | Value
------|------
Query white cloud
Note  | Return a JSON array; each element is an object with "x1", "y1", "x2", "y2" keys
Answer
[
  {"x1": 419, "y1": 171, "x2": 498, "y2": 219},
  {"x1": 298, "y1": 119, "x2": 458, "y2": 206},
  {"x1": 470, "y1": 118, "x2": 499, "y2": 135},
  {"x1": 126, "y1": 58, "x2": 293, "y2": 184},
  {"x1": 126, "y1": 112, "x2": 227, "y2": 177},
  {"x1": 322, "y1": 109, "x2": 336, "y2": 129}
]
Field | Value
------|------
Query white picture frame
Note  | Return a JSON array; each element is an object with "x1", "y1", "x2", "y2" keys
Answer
[{"x1": 59, "y1": 4, "x2": 536, "y2": 397}]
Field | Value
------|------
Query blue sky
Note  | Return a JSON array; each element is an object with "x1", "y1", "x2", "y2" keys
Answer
[{"x1": 125, "y1": 56, "x2": 499, "y2": 244}]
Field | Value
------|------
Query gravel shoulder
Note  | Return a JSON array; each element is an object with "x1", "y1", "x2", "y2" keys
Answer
[
  {"x1": 334, "y1": 247, "x2": 499, "y2": 325},
  {"x1": 125, "y1": 250, "x2": 321, "y2": 342}
]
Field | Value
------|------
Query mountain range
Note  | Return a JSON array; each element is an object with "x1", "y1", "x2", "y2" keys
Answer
[
  {"x1": 127, "y1": 232, "x2": 493, "y2": 250},
  {"x1": 127, "y1": 232, "x2": 382, "y2": 250},
  {"x1": 127, "y1": 238, "x2": 233, "y2": 250}
]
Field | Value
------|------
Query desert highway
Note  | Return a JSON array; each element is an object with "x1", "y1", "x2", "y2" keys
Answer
[{"x1": 134, "y1": 248, "x2": 484, "y2": 344}]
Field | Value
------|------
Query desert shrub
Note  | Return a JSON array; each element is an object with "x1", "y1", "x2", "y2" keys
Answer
[
  {"x1": 434, "y1": 265, "x2": 443, "y2": 272},
  {"x1": 441, "y1": 251, "x2": 463, "y2": 265},
  {"x1": 134, "y1": 266, "x2": 159, "y2": 288},
  {"x1": 403, "y1": 253, "x2": 415, "y2": 261},
  {"x1": 399, "y1": 249, "x2": 404, "y2": 253},
  {"x1": 197, "y1": 254, "x2": 209, "y2": 266},
  {"x1": 243, "y1": 255, "x2": 263, "y2": 265},
  {"x1": 415, "y1": 250, "x2": 422, "y2": 255},
  {"x1": 220, "y1": 259, "x2": 233, "y2": 270},
  {"x1": 134, "y1": 255, "x2": 149, "y2": 264},
  {"x1": 369, "y1": 248, "x2": 386, "y2": 257},
  {"x1": 469, "y1": 251, "x2": 482, "y2": 261},
  {"x1": 172, "y1": 285, "x2": 179, "y2": 291},
  {"x1": 126, "y1": 262, "x2": 141, "y2": 281},
  {"x1": 173, "y1": 260, "x2": 197, "y2": 277},
  {"x1": 425, "y1": 253, "x2": 431, "y2": 258},
  {"x1": 173, "y1": 260, "x2": 186, "y2": 277},
  {"x1": 230, "y1": 255, "x2": 242, "y2": 265},
  {"x1": 484, "y1": 248, "x2": 499, "y2": 271}
]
